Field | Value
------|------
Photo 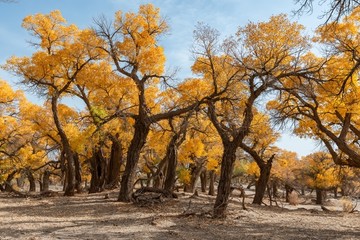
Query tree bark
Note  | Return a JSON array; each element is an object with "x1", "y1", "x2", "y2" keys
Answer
[
  {"x1": 252, "y1": 156, "x2": 274, "y2": 205},
  {"x1": 74, "y1": 152, "x2": 82, "y2": 193},
  {"x1": 200, "y1": 170, "x2": 207, "y2": 193},
  {"x1": 4, "y1": 170, "x2": 17, "y2": 192},
  {"x1": 213, "y1": 143, "x2": 237, "y2": 218},
  {"x1": 163, "y1": 117, "x2": 188, "y2": 193},
  {"x1": 26, "y1": 169, "x2": 36, "y2": 192},
  {"x1": 316, "y1": 188, "x2": 326, "y2": 205},
  {"x1": 163, "y1": 136, "x2": 179, "y2": 192},
  {"x1": 106, "y1": 134, "x2": 123, "y2": 188},
  {"x1": 334, "y1": 187, "x2": 338, "y2": 198},
  {"x1": 184, "y1": 159, "x2": 204, "y2": 193},
  {"x1": 42, "y1": 170, "x2": 51, "y2": 192},
  {"x1": 272, "y1": 180, "x2": 278, "y2": 198},
  {"x1": 118, "y1": 119, "x2": 150, "y2": 202},
  {"x1": 208, "y1": 170, "x2": 216, "y2": 196},
  {"x1": 89, "y1": 147, "x2": 106, "y2": 193},
  {"x1": 51, "y1": 96, "x2": 76, "y2": 196}
]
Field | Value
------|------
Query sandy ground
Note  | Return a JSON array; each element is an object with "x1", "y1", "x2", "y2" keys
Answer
[{"x1": 0, "y1": 190, "x2": 360, "y2": 240}]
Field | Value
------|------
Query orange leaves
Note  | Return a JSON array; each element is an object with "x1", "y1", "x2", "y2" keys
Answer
[
  {"x1": 114, "y1": 4, "x2": 168, "y2": 76},
  {"x1": 237, "y1": 14, "x2": 308, "y2": 73},
  {"x1": 177, "y1": 78, "x2": 212, "y2": 102},
  {"x1": 22, "y1": 10, "x2": 77, "y2": 51},
  {"x1": 0, "y1": 79, "x2": 17, "y2": 104},
  {"x1": 300, "y1": 152, "x2": 340, "y2": 189}
]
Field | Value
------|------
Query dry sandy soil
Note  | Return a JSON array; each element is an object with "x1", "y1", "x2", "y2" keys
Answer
[{"x1": 0, "y1": 189, "x2": 360, "y2": 240}]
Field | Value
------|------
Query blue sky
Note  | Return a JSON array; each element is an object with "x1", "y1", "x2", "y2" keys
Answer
[{"x1": 0, "y1": 0, "x2": 325, "y2": 156}]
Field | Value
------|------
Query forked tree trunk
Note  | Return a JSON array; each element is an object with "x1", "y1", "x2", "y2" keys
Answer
[
  {"x1": 213, "y1": 143, "x2": 237, "y2": 218},
  {"x1": 118, "y1": 119, "x2": 150, "y2": 202},
  {"x1": 163, "y1": 118, "x2": 188, "y2": 193},
  {"x1": 253, "y1": 156, "x2": 274, "y2": 205},
  {"x1": 89, "y1": 148, "x2": 106, "y2": 193}
]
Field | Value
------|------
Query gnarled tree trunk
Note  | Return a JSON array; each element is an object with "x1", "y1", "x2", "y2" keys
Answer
[
  {"x1": 106, "y1": 134, "x2": 123, "y2": 189},
  {"x1": 26, "y1": 168, "x2": 36, "y2": 192},
  {"x1": 163, "y1": 138, "x2": 179, "y2": 192},
  {"x1": 213, "y1": 143, "x2": 237, "y2": 218},
  {"x1": 51, "y1": 96, "x2": 76, "y2": 196},
  {"x1": 253, "y1": 155, "x2": 274, "y2": 205},
  {"x1": 89, "y1": 147, "x2": 107, "y2": 193},
  {"x1": 4, "y1": 170, "x2": 17, "y2": 192},
  {"x1": 118, "y1": 119, "x2": 150, "y2": 202}
]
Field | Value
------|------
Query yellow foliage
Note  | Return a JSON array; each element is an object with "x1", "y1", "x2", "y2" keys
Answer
[
  {"x1": 301, "y1": 152, "x2": 340, "y2": 190},
  {"x1": 177, "y1": 168, "x2": 191, "y2": 185},
  {"x1": 247, "y1": 161, "x2": 260, "y2": 178}
]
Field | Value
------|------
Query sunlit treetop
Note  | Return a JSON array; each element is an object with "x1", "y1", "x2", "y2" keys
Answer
[{"x1": 112, "y1": 4, "x2": 168, "y2": 76}]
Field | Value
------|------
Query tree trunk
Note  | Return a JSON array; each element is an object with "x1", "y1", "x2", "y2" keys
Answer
[
  {"x1": 285, "y1": 184, "x2": 294, "y2": 202},
  {"x1": 208, "y1": 170, "x2": 216, "y2": 196},
  {"x1": 163, "y1": 137, "x2": 179, "y2": 193},
  {"x1": 42, "y1": 170, "x2": 51, "y2": 192},
  {"x1": 253, "y1": 157, "x2": 274, "y2": 205},
  {"x1": 118, "y1": 119, "x2": 150, "y2": 202},
  {"x1": 213, "y1": 143, "x2": 237, "y2": 218},
  {"x1": 16, "y1": 172, "x2": 26, "y2": 189},
  {"x1": 74, "y1": 152, "x2": 82, "y2": 193},
  {"x1": 106, "y1": 134, "x2": 123, "y2": 189},
  {"x1": 267, "y1": 184, "x2": 273, "y2": 206},
  {"x1": 89, "y1": 147, "x2": 106, "y2": 193},
  {"x1": 4, "y1": 170, "x2": 17, "y2": 192},
  {"x1": 334, "y1": 187, "x2": 338, "y2": 198},
  {"x1": 184, "y1": 160, "x2": 204, "y2": 193},
  {"x1": 26, "y1": 169, "x2": 36, "y2": 192},
  {"x1": 51, "y1": 96, "x2": 76, "y2": 196},
  {"x1": 272, "y1": 180, "x2": 278, "y2": 198},
  {"x1": 200, "y1": 170, "x2": 207, "y2": 193},
  {"x1": 316, "y1": 188, "x2": 325, "y2": 205},
  {"x1": 163, "y1": 119, "x2": 188, "y2": 193}
]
